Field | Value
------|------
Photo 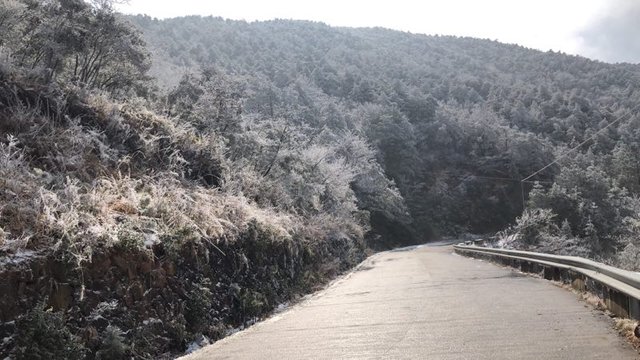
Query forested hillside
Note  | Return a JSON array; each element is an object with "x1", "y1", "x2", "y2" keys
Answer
[
  {"x1": 2, "y1": 1, "x2": 640, "y2": 358},
  {"x1": 0, "y1": 2, "x2": 374, "y2": 358},
  {"x1": 132, "y1": 15, "x2": 640, "y2": 259}
]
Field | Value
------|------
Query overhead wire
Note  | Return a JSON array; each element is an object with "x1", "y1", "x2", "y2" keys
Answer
[
  {"x1": 521, "y1": 103, "x2": 640, "y2": 182},
  {"x1": 447, "y1": 174, "x2": 553, "y2": 184},
  {"x1": 518, "y1": 102, "x2": 640, "y2": 210}
]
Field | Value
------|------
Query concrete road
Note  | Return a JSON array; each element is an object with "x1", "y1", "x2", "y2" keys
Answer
[{"x1": 183, "y1": 244, "x2": 639, "y2": 359}]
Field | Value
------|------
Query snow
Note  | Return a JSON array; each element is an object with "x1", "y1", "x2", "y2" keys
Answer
[
  {"x1": 143, "y1": 233, "x2": 159, "y2": 248},
  {"x1": 274, "y1": 302, "x2": 289, "y2": 313},
  {"x1": 142, "y1": 318, "x2": 162, "y2": 326},
  {"x1": 185, "y1": 334, "x2": 211, "y2": 355}
]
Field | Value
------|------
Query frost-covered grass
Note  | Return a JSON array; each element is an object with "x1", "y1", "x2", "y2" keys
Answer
[
  {"x1": 0, "y1": 76, "x2": 321, "y2": 261},
  {"x1": 0, "y1": 69, "x2": 369, "y2": 266},
  {"x1": 614, "y1": 318, "x2": 640, "y2": 350}
]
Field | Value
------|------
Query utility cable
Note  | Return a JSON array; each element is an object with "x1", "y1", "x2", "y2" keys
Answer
[
  {"x1": 445, "y1": 174, "x2": 553, "y2": 184},
  {"x1": 521, "y1": 103, "x2": 640, "y2": 182},
  {"x1": 518, "y1": 103, "x2": 640, "y2": 211}
]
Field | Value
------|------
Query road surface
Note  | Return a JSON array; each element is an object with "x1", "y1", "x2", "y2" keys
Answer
[{"x1": 183, "y1": 244, "x2": 638, "y2": 359}]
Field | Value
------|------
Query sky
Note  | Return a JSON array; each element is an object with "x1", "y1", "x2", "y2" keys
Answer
[{"x1": 116, "y1": 0, "x2": 640, "y2": 64}]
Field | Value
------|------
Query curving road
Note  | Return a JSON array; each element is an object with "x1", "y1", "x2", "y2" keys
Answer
[{"x1": 183, "y1": 244, "x2": 638, "y2": 359}]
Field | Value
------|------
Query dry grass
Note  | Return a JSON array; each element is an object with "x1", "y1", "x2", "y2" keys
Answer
[
  {"x1": 0, "y1": 85, "x2": 297, "y2": 257},
  {"x1": 0, "y1": 70, "x2": 368, "y2": 274},
  {"x1": 31, "y1": 174, "x2": 296, "y2": 252},
  {"x1": 580, "y1": 291, "x2": 607, "y2": 311},
  {"x1": 614, "y1": 318, "x2": 640, "y2": 349}
]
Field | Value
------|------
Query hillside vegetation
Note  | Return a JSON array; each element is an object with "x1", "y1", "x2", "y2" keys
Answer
[
  {"x1": 131, "y1": 15, "x2": 640, "y2": 261},
  {"x1": 1, "y1": 0, "x2": 640, "y2": 358},
  {"x1": 0, "y1": 2, "x2": 372, "y2": 358}
]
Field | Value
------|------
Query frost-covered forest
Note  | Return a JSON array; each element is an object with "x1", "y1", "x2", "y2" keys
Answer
[
  {"x1": 1, "y1": 0, "x2": 640, "y2": 358},
  {"x1": 131, "y1": 15, "x2": 640, "y2": 262}
]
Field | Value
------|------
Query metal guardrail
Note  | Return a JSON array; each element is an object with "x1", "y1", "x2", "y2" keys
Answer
[{"x1": 454, "y1": 244, "x2": 640, "y2": 320}]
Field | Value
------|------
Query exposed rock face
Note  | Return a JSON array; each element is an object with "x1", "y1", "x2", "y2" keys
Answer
[{"x1": 0, "y1": 227, "x2": 365, "y2": 358}]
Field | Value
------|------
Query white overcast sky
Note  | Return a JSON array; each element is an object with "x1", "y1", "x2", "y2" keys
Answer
[{"x1": 117, "y1": 0, "x2": 634, "y2": 63}]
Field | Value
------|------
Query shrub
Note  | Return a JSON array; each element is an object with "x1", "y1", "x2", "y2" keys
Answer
[
  {"x1": 498, "y1": 208, "x2": 558, "y2": 247},
  {"x1": 15, "y1": 305, "x2": 86, "y2": 360},
  {"x1": 185, "y1": 279, "x2": 213, "y2": 333},
  {"x1": 615, "y1": 214, "x2": 640, "y2": 271},
  {"x1": 96, "y1": 326, "x2": 128, "y2": 360}
]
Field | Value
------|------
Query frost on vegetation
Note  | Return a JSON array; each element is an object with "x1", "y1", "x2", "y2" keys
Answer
[
  {"x1": 615, "y1": 214, "x2": 640, "y2": 271},
  {"x1": 96, "y1": 325, "x2": 127, "y2": 360},
  {"x1": 0, "y1": 90, "x2": 300, "y2": 253},
  {"x1": 1, "y1": 136, "x2": 293, "y2": 256},
  {"x1": 89, "y1": 301, "x2": 119, "y2": 321},
  {"x1": 32, "y1": 172, "x2": 296, "y2": 254},
  {"x1": 0, "y1": 136, "x2": 38, "y2": 252},
  {"x1": 496, "y1": 208, "x2": 591, "y2": 257},
  {"x1": 15, "y1": 305, "x2": 86, "y2": 360},
  {"x1": 497, "y1": 208, "x2": 558, "y2": 248},
  {"x1": 185, "y1": 334, "x2": 210, "y2": 355},
  {"x1": 0, "y1": 135, "x2": 23, "y2": 166}
]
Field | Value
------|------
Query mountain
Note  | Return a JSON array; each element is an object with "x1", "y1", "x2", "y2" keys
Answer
[
  {"x1": 2, "y1": 3, "x2": 640, "y2": 357},
  {"x1": 131, "y1": 15, "x2": 640, "y2": 251}
]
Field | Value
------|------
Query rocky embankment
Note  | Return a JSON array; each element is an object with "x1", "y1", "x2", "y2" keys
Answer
[{"x1": 1, "y1": 223, "x2": 364, "y2": 358}]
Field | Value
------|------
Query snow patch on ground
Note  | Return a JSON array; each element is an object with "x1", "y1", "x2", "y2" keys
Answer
[
  {"x1": 274, "y1": 302, "x2": 289, "y2": 313},
  {"x1": 185, "y1": 334, "x2": 210, "y2": 355}
]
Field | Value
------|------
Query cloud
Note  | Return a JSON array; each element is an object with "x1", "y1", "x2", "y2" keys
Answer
[{"x1": 577, "y1": 0, "x2": 640, "y2": 63}]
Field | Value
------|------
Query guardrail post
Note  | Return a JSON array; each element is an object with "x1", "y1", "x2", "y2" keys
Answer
[
  {"x1": 532, "y1": 263, "x2": 541, "y2": 275},
  {"x1": 607, "y1": 289, "x2": 629, "y2": 318},
  {"x1": 630, "y1": 297, "x2": 640, "y2": 320}
]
